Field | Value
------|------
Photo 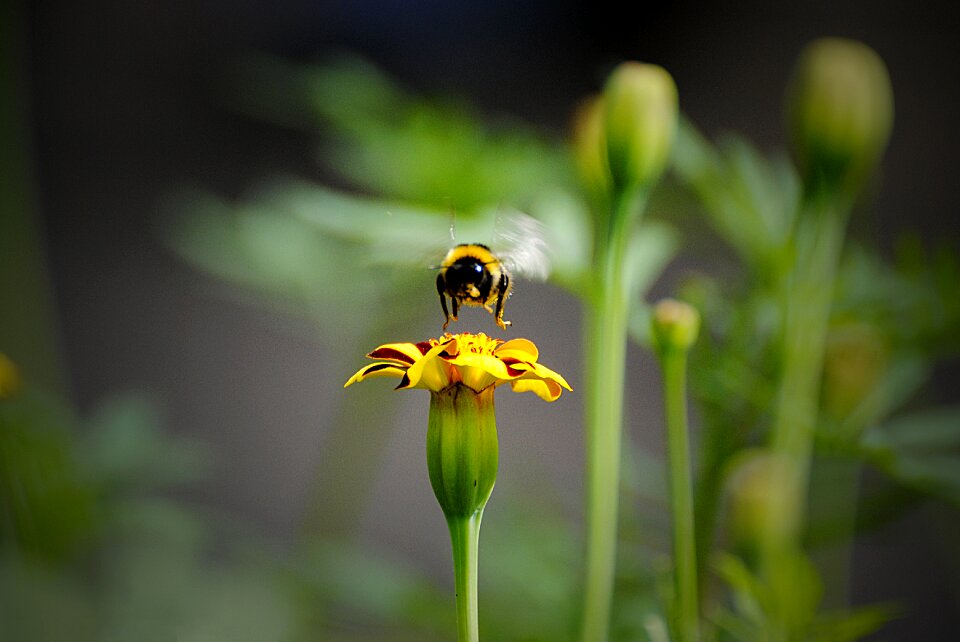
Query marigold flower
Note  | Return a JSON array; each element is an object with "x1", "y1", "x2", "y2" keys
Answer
[
  {"x1": 344, "y1": 332, "x2": 571, "y2": 402},
  {"x1": 344, "y1": 332, "x2": 570, "y2": 641}
]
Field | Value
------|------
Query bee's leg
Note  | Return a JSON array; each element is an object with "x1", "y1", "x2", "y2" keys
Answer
[
  {"x1": 494, "y1": 271, "x2": 512, "y2": 329},
  {"x1": 451, "y1": 296, "x2": 460, "y2": 322},
  {"x1": 437, "y1": 274, "x2": 452, "y2": 330}
]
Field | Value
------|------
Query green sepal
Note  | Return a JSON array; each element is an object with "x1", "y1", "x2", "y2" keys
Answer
[{"x1": 427, "y1": 384, "x2": 499, "y2": 519}]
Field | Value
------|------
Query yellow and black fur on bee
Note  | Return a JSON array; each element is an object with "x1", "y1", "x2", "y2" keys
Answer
[
  {"x1": 433, "y1": 210, "x2": 550, "y2": 331},
  {"x1": 436, "y1": 243, "x2": 512, "y2": 329}
]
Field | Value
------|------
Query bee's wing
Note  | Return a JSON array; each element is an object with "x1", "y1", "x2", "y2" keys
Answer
[{"x1": 490, "y1": 208, "x2": 551, "y2": 282}]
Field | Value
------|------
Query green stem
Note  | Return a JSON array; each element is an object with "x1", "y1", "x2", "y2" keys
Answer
[
  {"x1": 581, "y1": 191, "x2": 641, "y2": 642},
  {"x1": 661, "y1": 347, "x2": 699, "y2": 642},
  {"x1": 447, "y1": 513, "x2": 483, "y2": 642},
  {"x1": 769, "y1": 193, "x2": 849, "y2": 545}
]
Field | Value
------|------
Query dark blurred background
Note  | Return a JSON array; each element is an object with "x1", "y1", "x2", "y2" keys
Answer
[{"x1": 4, "y1": 0, "x2": 959, "y2": 639}]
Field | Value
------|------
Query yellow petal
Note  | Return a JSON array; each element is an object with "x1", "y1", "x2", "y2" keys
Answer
[
  {"x1": 344, "y1": 363, "x2": 407, "y2": 388},
  {"x1": 367, "y1": 342, "x2": 427, "y2": 365},
  {"x1": 451, "y1": 352, "x2": 511, "y2": 391},
  {"x1": 495, "y1": 338, "x2": 540, "y2": 362},
  {"x1": 527, "y1": 362, "x2": 573, "y2": 391},
  {"x1": 400, "y1": 340, "x2": 455, "y2": 392},
  {"x1": 509, "y1": 378, "x2": 564, "y2": 402}
]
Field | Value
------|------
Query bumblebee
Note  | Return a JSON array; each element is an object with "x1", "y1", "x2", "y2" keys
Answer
[
  {"x1": 429, "y1": 209, "x2": 550, "y2": 331},
  {"x1": 436, "y1": 244, "x2": 512, "y2": 330}
]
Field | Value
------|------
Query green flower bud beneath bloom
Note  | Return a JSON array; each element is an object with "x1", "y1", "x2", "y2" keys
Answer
[
  {"x1": 603, "y1": 62, "x2": 678, "y2": 192},
  {"x1": 786, "y1": 38, "x2": 894, "y2": 193},
  {"x1": 427, "y1": 384, "x2": 499, "y2": 519},
  {"x1": 651, "y1": 299, "x2": 700, "y2": 354}
]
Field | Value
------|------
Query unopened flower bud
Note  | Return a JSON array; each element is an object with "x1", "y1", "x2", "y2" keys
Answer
[
  {"x1": 786, "y1": 38, "x2": 893, "y2": 192},
  {"x1": 603, "y1": 62, "x2": 678, "y2": 191},
  {"x1": 725, "y1": 450, "x2": 799, "y2": 551},
  {"x1": 824, "y1": 322, "x2": 888, "y2": 420},
  {"x1": 651, "y1": 299, "x2": 700, "y2": 354}
]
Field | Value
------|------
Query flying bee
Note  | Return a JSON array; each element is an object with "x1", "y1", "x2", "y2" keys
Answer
[
  {"x1": 436, "y1": 243, "x2": 511, "y2": 329},
  {"x1": 433, "y1": 209, "x2": 550, "y2": 331}
]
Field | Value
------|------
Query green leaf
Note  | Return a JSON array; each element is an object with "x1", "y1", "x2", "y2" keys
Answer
[
  {"x1": 257, "y1": 55, "x2": 576, "y2": 211},
  {"x1": 881, "y1": 453, "x2": 960, "y2": 504},
  {"x1": 860, "y1": 406, "x2": 960, "y2": 504},
  {"x1": 163, "y1": 185, "x2": 437, "y2": 346},
  {"x1": 713, "y1": 553, "x2": 768, "y2": 627},
  {"x1": 808, "y1": 603, "x2": 900, "y2": 642},
  {"x1": 862, "y1": 406, "x2": 960, "y2": 451},
  {"x1": 81, "y1": 392, "x2": 210, "y2": 491},
  {"x1": 836, "y1": 353, "x2": 931, "y2": 440},
  {"x1": 672, "y1": 118, "x2": 799, "y2": 269}
]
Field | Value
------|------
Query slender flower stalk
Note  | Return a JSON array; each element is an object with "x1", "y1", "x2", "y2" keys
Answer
[
  {"x1": 344, "y1": 332, "x2": 570, "y2": 642},
  {"x1": 651, "y1": 300, "x2": 701, "y2": 642},
  {"x1": 770, "y1": 196, "x2": 849, "y2": 529},
  {"x1": 447, "y1": 512, "x2": 482, "y2": 641},
  {"x1": 770, "y1": 37, "x2": 893, "y2": 553},
  {"x1": 581, "y1": 189, "x2": 640, "y2": 642},
  {"x1": 575, "y1": 60, "x2": 677, "y2": 642}
]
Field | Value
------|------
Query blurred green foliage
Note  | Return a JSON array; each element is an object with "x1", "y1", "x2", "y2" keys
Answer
[
  {"x1": 670, "y1": 103, "x2": 959, "y2": 639},
  {"x1": 0, "y1": 387, "x2": 300, "y2": 641}
]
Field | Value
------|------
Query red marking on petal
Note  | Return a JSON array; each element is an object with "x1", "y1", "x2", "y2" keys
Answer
[
  {"x1": 415, "y1": 341, "x2": 433, "y2": 355},
  {"x1": 361, "y1": 363, "x2": 400, "y2": 376},
  {"x1": 368, "y1": 347, "x2": 417, "y2": 364}
]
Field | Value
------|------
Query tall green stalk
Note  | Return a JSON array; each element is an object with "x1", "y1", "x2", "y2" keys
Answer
[
  {"x1": 651, "y1": 300, "x2": 701, "y2": 642},
  {"x1": 575, "y1": 60, "x2": 677, "y2": 642},
  {"x1": 769, "y1": 193, "x2": 850, "y2": 540},
  {"x1": 773, "y1": 38, "x2": 893, "y2": 534},
  {"x1": 662, "y1": 352, "x2": 699, "y2": 639},
  {"x1": 581, "y1": 191, "x2": 641, "y2": 642}
]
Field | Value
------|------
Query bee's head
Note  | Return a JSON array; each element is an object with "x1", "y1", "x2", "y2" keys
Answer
[{"x1": 446, "y1": 257, "x2": 487, "y2": 289}]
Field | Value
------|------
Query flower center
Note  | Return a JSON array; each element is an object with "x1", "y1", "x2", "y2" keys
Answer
[{"x1": 442, "y1": 332, "x2": 502, "y2": 357}]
